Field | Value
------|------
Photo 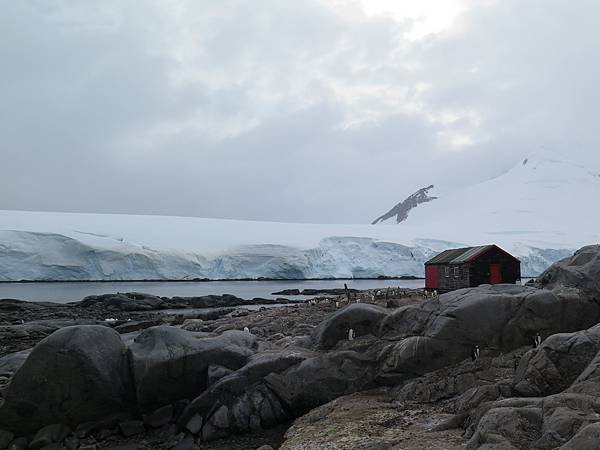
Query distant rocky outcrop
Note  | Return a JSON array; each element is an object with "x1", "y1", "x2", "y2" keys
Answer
[{"x1": 372, "y1": 184, "x2": 437, "y2": 224}]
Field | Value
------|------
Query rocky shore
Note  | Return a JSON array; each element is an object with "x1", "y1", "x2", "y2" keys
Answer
[{"x1": 1, "y1": 245, "x2": 600, "y2": 449}]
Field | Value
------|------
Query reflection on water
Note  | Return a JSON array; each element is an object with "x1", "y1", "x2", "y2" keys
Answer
[{"x1": 0, "y1": 279, "x2": 425, "y2": 303}]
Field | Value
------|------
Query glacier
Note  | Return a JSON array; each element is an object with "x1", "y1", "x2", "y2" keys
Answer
[{"x1": 0, "y1": 209, "x2": 575, "y2": 281}]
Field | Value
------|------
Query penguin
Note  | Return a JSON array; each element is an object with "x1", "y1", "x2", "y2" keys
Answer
[
  {"x1": 243, "y1": 326, "x2": 250, "y2": 333},
  {"x1": 335, "y1": 301, "x2": 340, "y2": 308},
  {"x1": 471, "y1": 344, "x2": 480, "y2": 361},
  {"x1": 356, "y1": 298, "x2": 360, "y2": 304},
  {"x1": 348, "y1": 328, "x2": 355, "y2": 341},
  {"x1": 533, "y1": 333, "x2": 542, "y2": 348}
]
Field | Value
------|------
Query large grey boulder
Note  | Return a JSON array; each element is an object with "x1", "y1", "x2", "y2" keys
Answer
[
  {"x1": 467, "y1": 379, "x2": 600, "y2": 448},
  {"x1": 560, "y1": 422, "x2": 600, "y2": 450},
  {"x1": 568, "y1": 348, "x2": 600, "y2": 397},
  {"x1": 465, "y1": 406, "x2": 543, "y2": 450},
  {"x1": 312, "y1": 303, "x2": 389, "y2": 349},
  {"x1": 378, "y1": 303, "x2": 435, "y2": 339},
  {"x1": 0, "y1": 326, "x2": 133, "y2": 434},
  {"x1": 513, "y1": 324, "x2": 600, "y2": 396},
  {"x1": 425, "y1": 285, "x2": 599, "y2": 351},
  {"x1": 264, "y1": 350, "x2": 376, "y2": 415},
  {"x1": 535, "y1": 393, "x2": 600, "y2": 449},
  {"x1": 378, "y1": 336, "x2": 468, "y2": 383},
  {"x1": 178, "y1": 349, "x2": 377, "y2": 441},
  {"x1": 128, "y1": 327, "x2": 257, "y2": 411},
  {"x1": 538, "y1": 245, "x2": 600, "y2": 293},
  {"x1": 176, "y1": 351, "x2": 311, "y2": 440}
]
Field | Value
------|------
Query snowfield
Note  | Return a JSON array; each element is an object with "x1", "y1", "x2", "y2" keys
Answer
[
  {"x1": 1, "y1": 155, "x2": 593, "y2": 281},
  {"x1": 0, "y1": 212, "x2": 576, "y2": 281}
]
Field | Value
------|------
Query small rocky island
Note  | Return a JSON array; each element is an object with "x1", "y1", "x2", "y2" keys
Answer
[{"x1": 2, "y1": 245, "x2": 600, "y2": 449}]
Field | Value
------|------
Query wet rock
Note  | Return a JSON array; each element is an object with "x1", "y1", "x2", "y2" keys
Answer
[
  {"x1": 184, "y1": 294, "x2": 245, "y2": 309},
  {"x1": 78, "y1": 293, "x2": 167, "y2": 311},
  {"x1": 0, "y1": 326, "x2": 134, "y2": 434},
  {"x1": 271, "y1": 290, "x2": 300, "y2": 296}
]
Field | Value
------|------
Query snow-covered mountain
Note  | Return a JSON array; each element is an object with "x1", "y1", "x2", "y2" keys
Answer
[{"x1": 374, "y1": 154, "x2": 600, "y2": 244}]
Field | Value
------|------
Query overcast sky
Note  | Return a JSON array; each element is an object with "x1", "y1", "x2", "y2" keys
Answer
[{"x1": 1, "y1": 0, "x2": 599, "y2": 223}]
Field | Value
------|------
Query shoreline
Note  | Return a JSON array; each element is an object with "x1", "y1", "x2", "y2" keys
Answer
[{"x1": 0, "y1": 276, "x2": 424, "y2": 284}]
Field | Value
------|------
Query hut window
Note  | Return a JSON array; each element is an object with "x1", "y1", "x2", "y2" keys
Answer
[
  {"x1": 454, "y1": 267, "x2": 459, "y2": 277},
  {"x1": 445, "y1": 266, "x2": 449, "y2": 277}
]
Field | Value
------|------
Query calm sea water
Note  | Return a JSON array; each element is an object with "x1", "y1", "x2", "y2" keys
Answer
[{"x1": 0, "y1": 279, "x2": 425, "y2": 303}]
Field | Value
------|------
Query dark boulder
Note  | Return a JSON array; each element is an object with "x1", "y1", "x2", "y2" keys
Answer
[
  {"x1": 423, "y1": 285, "x2": 600, "y2": 352},
  {"x1": 29, "y1": 424, "x2": 71, "y2": 449},
  {"x1": 264, "y1": 351, "x2": 376, "y2": 415},
  {"x1": 513, "y1": 324, "x2": 600, "y2": 396},
  {"x1": 128, "y1": 327, "x2": 257, "y2": 411},
  {"x1": 378, "y1": 336, "x2": 469, "y2": 384},
  {"x1": 561, "y1": 422, "x2": 600, "y2": 450},
  {"x1": 465, "y1": 406, "x2": 543, "y2": 450},
  {"x1": 537, "y1": 245, "x2": 600, "y2": 293},
  {"x1": 78, "y1": 293, "x2": 167, "y2": 311},
  {"x1": 0, "y1": 326, "x2": 133, "y2": 434},
  {"x1": 177, "y1": 350, "x2": 373, "y2": 441},
  {"x1": 184, "y1": 294, "x2": 245, "y2": 309},
  {"x1": 312, "y1": 304, "x2": 389, "y2": 349}
]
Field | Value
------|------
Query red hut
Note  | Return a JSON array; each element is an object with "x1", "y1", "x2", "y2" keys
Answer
[{"x1": 425, "y1": 244, "x2": 521, "y2": 293}]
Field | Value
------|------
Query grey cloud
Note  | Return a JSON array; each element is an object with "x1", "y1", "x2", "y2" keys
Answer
[{"x1": 1, "y1": 0, "x2": 599, "y2": 223}]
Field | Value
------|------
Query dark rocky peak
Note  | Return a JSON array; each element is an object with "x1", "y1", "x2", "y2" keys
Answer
[{"x1": 372, "y1": 185, "x2": 437, "y2": 224}]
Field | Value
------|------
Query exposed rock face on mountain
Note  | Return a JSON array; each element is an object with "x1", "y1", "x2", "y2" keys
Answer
[
  {"x1": 372, "y1": 184, "x2": 438, "y2": 224},
  {"x1": 2, "y1": 245, "x2": 600, "y2": 448}
]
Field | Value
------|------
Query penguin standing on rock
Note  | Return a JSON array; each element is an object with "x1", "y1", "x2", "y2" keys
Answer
[
  {"x1": 471, "y1": 344, "x2": 480, "y2": 361},
  {"x1": 533, "y1": 333, "x2": 542, "y2": 348},
  {"x1": 348, "y1": 328, "x2": 355, "y2": 341},
  {"x1": 243, "y1": 326, "x2": 250, "y2": 333}
]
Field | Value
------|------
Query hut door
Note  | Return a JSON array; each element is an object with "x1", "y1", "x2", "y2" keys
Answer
[
  {"x1": 490, "y1": 264, "x2": 501, "y2": 284},
  {"x1": 425, "y1": 265, "x2": 439, "y2": 289}
]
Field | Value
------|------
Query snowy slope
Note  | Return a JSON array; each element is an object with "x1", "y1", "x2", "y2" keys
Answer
[
  {"x1": 375, "y1": 154, "x2": 600, "y2": 248},
  {"x1": 0, "y1": 206, "x2": 577, "y2": 281}
]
